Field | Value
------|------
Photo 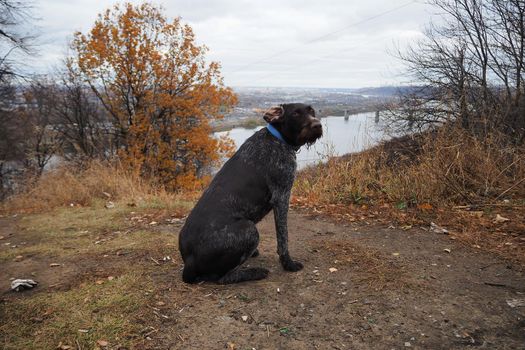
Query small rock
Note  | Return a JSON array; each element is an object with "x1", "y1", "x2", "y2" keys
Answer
[
  {"x1": 49, "y1": 263, "x2": 61, "y2": 267},
  {"x1": 405, "y1": 342, "x2": 412, "y2": 347},
  {"x1": 241, "y1": 315, "x2": 248, "y2": 322},
  {"x1": 102, "y1": 191, "x2": 111, "y2": 199},
  {"x1": 443, "y1": 248, "x2": 451, "y2": 253},
  {"x1": 149, "y1": 221, "x2": 158, "y2": 225},
  {"x1": 107, "y1": 276, "x2": 115, "y2": 281},
  {"x1": 14, "y1": 255, "x2": 23, "y2": 262},
  {"x1": 392, "y1": 252, "x2": 400, "y2": 256},
  {"x1": 104, "y1": 201, "x2": 115, "y2": 209},
  {"x1": 329, "y1": 267, "x2": 338, "y2": 273}
]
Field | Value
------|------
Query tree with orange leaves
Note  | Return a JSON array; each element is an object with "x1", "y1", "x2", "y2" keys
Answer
[{"x1": 70, "y1": 2, "x2": 236, "y2": 190}]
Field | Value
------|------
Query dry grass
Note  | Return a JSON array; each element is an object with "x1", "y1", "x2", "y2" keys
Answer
[
  {"x1": 1, "y1": 161, "x2": 198, "y2": 213},
  {"x1": 295, "y1": 126, "x2": 525, "y2": 263},
  {"x1": 0, "y1": 271, "x2": 153, "y2": 350},
  {"x1": 295, "y1": 127, "x2": 525, "y2": 208},
  {"x1": 0, "y1": 203, "x2": 185, "y2": 349}
]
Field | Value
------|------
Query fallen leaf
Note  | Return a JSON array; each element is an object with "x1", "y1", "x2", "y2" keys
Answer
[
  {"x1": 392, "y1": 252, "x2": 400, "y2": 256},
  {"x1": 506, "y1": 299, "x2": 525, "y2": 308},
  {"x1": 493, "y1": 214, "x2": 510, "y2": 224},
  {"x1": 97, "y1": 340, "x2": 109, "y2": 347},
  {"x1": 430, "y1": 222, "x2": 449, "y2": 234},
  {"x1": 95, "y1": 280, "x2": 104, "y2": 285},
  {"x1": 49, "y1": 263, "x2": 61, "y2": 267},
  {"x1": 444, "y1": 248, "x2": 451, "y2": 253},
  {"x1": 418, "y1": 203, "x2": 433, "y2": 210}
]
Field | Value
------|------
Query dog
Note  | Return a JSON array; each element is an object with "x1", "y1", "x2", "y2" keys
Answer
[{"x1": 178, "y1": 103, "x2": 322, "y2": 284}]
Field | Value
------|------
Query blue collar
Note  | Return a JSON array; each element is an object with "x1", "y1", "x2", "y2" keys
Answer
[{"x1": 266, "y1": 124, "x2": 287, "y2": 143}]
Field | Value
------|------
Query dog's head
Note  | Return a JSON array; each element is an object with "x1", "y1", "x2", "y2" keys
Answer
[{"x1": 263, "y1": 103, "x2": 322, "y2": 147}]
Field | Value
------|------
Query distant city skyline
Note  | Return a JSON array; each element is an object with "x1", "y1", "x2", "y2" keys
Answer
[{"x1": 30, "y1": 0, "x2": 432, "y2": 88}]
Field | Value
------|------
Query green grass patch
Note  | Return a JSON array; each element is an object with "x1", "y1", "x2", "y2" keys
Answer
[{"x1": 0, "y1": 272, "x2": 152, "y2": 349}]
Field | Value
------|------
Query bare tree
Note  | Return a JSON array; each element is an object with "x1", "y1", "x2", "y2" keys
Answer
[
  {"x1": 0, "y1": 80, "x2": 27, "y2": 198},
  {"x1": 0, "y1": 0, "x2": 36, "y2": 81},
  {"x1": 54, "y1": 61, "x2": 112, "y2": 162},
  {"x1": 390, "y1": 0, "x2": 525, "y2": 141},
  {"x1": 21, "y1": 78, "x2": 62, "y2": 175}
]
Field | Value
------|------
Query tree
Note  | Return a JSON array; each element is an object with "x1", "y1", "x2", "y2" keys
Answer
[
  {"x1": 21, "y1": 78, "x2": 63, "y2": 175},
  {"x1": 54, "y1": 61, "x2": 111, "y2": 162},
  {"x1": 70, "y1": 2, "x2": 236, "y2": 189},
  {"x1": 0, "y1": 0, "x2": 35, "y2": 81},
  {"x1": 391, "y1": 0, "x2": 525, "y2": 142}
]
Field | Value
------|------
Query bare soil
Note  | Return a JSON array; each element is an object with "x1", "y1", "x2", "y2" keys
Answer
[{"x1": 1, "y1": 210, "x2": 524, "y2": 349}]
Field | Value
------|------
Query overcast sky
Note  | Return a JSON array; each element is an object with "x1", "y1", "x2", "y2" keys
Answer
[{"x1": 31, "y1": 0, "x2": 433, "y2": 88}]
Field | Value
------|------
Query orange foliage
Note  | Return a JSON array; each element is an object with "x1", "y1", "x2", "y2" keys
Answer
[{"x1": 70, "y1": 2, "x2": 236, "y2": 190}]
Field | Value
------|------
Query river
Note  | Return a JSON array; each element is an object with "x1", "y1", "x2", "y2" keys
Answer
[{"x1": 214, "y1": 112, "x2": 388, "y2": 169}]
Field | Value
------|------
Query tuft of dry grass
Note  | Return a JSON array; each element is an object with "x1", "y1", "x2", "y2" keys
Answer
[
  {"x1": 1, "y1": 161, "x2": 198, "y2": 213},
  {"x1": 295, "y1": 126, "x2": 525, "y2": 208}
]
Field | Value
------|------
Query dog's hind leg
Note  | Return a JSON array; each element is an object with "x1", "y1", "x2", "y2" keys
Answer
[{"x1": 213, "y1": 220, "x2": 268, "y2": 284}]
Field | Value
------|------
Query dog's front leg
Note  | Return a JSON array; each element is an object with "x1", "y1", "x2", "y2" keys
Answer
[{"x1": 272, "y1": 198, "x2": 303, "y2": 272}]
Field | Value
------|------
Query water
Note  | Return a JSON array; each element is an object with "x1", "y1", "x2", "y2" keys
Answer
[{"x1": 215, "y1": 112, "x2": 387, "y2": 169}]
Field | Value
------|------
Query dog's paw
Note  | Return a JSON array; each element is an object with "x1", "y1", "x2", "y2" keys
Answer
[
  {"x1": 252, "y1": 267, "x2": 269, "y2": 280},
  {"x1": 281, "y1": 258, "x2": 303, "y2": 272}
]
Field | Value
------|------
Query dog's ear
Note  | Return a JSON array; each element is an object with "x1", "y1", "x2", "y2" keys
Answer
[{"x1": 263, "y1": 106, "x2": 284, "y2": 123}]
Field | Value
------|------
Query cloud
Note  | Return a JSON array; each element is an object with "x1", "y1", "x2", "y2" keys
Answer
[{"x1": 31, "y1": 0, "x2": 431, "y2": 88}]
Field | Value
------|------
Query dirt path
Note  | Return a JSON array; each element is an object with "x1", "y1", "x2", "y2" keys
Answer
[
  {"x1": 1, "y1": 210, "x2": 524, "y2": 349},
  {"x1": 150, "y1": 212, "x2": 525, "y2": 349}
]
